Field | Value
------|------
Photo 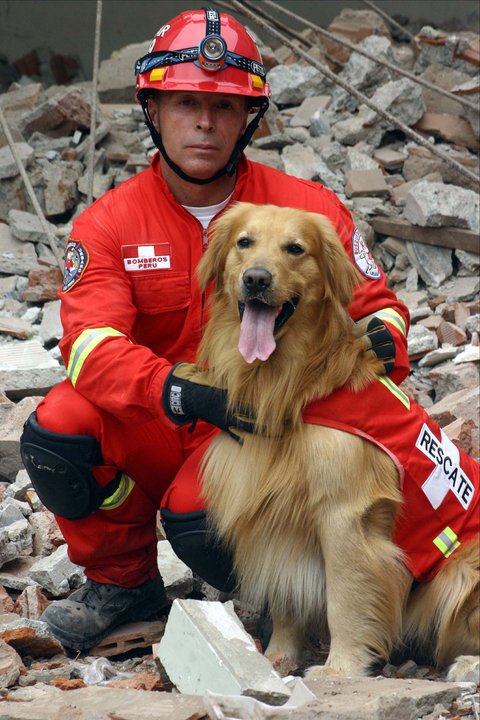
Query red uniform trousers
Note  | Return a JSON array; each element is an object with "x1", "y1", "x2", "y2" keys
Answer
[{"x1": 36, "y1": 379, "x2": 217, "y2": 588}]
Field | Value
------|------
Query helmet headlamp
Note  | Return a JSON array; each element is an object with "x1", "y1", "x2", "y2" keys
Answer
[{"x1": 198, "y1": 35, "x2": 227, "y2": 71}]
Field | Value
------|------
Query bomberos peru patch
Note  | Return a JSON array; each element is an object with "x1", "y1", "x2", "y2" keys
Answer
[{"x1": 122, "y1": 243, "x2": 171, "y2": 271}]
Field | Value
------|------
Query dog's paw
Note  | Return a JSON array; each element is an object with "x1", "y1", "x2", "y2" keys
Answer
[
  {"x1": 446, "y1": 655, "x2": 480, "y2": 685},
  {"x1": 303, "y1": 664, "x2": 342, "y2": 680}
]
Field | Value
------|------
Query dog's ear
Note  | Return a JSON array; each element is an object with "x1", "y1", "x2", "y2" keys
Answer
[
  {"x1": 197, "y1": 202, "x2": 253, "y2": 291},
  {"x1": 309, "y1": 214, "x2": 362, "y2": 307}
]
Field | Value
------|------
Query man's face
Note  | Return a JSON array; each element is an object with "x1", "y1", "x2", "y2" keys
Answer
[{"x1": 147, "y1": 91, "x2": 249, "y2": 180}]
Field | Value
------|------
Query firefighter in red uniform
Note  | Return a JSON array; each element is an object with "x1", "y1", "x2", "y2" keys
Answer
[{"x1": 19, "y1": 8, "x2": 410, "y2": 650}]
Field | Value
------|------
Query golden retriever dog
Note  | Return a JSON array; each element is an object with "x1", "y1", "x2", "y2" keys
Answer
[{"x1": 195, "y1": 202, "x2": 479, "y2": 677}]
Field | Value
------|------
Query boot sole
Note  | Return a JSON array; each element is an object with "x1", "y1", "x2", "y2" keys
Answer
[{"x1": 47, "y1": 594, "x2": 167, "y2": 651}]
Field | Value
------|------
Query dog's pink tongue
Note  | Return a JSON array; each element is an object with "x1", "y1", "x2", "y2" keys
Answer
[{"x1": 239, "y1": 302, "x2": 279, "y2": 363}]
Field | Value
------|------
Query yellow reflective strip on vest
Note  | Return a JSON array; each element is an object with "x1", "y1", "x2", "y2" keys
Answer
[
  {"x1": 67, "y1": 327, "x2": 126, "y2": 386},
  {"x1": 100, "y1": 474, "x2": 135, "y2": 511},
  {"x1": 433, "y1": 526, "x2": 460, "y2": 558},
  {"x1": 378, "y1": 376, "x2": 411, "y2": 410},
  {"x1": 373, "y1": 308, "x2": 407, "y2": 336}
]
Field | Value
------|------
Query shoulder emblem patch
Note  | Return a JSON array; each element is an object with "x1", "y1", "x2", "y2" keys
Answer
[
  {"x1": 62, "y1": 239, "x2": 89, "y2": 292},
  {"x1": 352, "y1": 227, "x2": 381, "y2": 280}
]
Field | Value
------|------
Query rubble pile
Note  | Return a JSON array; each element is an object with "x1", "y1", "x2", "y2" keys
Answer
[{"x1": 0, "y1": 7, "x2": 479, "y2": 719}]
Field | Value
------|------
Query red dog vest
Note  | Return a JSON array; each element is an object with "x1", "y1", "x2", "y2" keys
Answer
[{"x1": 303, "y1": 378, "x2": 479, "y2": 583}]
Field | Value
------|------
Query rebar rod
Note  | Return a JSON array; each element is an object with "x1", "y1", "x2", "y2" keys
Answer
[{"x1": 87, "y1": 0, "x2": 103, "y2": 206}]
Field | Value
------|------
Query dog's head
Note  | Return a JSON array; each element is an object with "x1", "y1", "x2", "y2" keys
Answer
[{"x1": 198, "y1": 202, "x2": 362, "y2": 364}]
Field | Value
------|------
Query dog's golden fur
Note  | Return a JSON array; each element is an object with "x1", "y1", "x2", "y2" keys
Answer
[{"x1": 197, "y1": 202, "x2": 479, "y2": 676}]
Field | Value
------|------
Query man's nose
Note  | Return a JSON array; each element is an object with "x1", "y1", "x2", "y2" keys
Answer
[{"x1": 196, "y1": 107, "x2": 215, "y2": 132}]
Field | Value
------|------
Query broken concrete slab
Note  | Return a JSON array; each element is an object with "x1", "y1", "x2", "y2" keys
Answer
[
  {"x1": 0, "y1": 396, "x2": 41, "y2": 483},
  {"x1": 27, "y1": 544, "x2": 85, "y2": 596},
  {"x1": 157, "y1": 540, "x2": 193, "y2": 600},
  {"x1": 0, "y1": 684, "x2": 207, "y2": 719},
  {"x1": 158, "y1": 598, "x2": 290, "y2": 703},
  {"x1": 0, "y1": 340, "x2": 65, "y2": 399},
  {"x1": 268, "y1": 63, "x2": 332, "y2": 106},
  {"x1": 98, "y1": 41, "x2": 148, "y2": 103},
  {"x1": 404, "y1": 181, "x2": 480, "y2": 231},
  {"x1": 20, "y1": 87, "x2": 92, "y2": 139},
  {"x1": 407, "y1": 324, "x2": 439, "y2": 358},
  {"x1": 0, "y1": 502, "x2": 33, "y2": 568},
  {"x1": 406, "y1": 241, "x2": 453, "y2": 288},
  {"x1": 0, "y1": 638, "x2": 24, "y2": 687},
  {"x1": 7, "y1": 209, "x2": 57, "y2": 244},
  {"x1": 0, "y1": 224, "x2": 39, "y2": 276},
  {"x1": 0, "y1": 142, "x2": 35, "y2": 180},
  {"x1": 301, "y1": 673, "x2": 474, "y2": 720}
]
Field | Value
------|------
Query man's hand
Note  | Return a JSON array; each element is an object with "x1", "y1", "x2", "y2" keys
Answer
[
  {"x1": 162, "y1": 362, "x2": 256, "y2": 442},
  {"x1": 357, "y1": 316, "x2": 395, "y2": 375}
]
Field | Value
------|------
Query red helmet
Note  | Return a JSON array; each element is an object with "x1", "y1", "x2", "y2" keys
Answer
[{"x1": 135, "y1": 7, "x2": 270, "y2": 107}]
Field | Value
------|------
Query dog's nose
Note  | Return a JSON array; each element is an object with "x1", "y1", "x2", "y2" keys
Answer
[{"x1": 242, "y1": 267, "x2": 272, "y2": 295}]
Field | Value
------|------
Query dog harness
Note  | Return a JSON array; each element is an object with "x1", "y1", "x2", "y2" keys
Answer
[{"x1": 303, "y1": 378, "x2": 479, "y2": 582}]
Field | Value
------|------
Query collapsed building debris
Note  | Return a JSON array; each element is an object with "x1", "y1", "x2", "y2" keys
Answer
[{"x1": 0, "y1": 2, "x2": 479, "y2": 718}]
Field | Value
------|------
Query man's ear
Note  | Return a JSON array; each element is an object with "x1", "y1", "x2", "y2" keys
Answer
[{"x1": 146, "y1": 94, "x2": 160, "y2": 132}]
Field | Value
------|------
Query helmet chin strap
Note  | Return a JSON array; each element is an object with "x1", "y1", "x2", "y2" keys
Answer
[{"x1": 140, "y1": 96, "x2": 269, "y2": 185}]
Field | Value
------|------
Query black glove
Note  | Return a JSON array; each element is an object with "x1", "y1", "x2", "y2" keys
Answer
[
  {"x1": 162, "y1": 362, "x2": 256, "y2": 442},
  {"x1": 357, "y1": 316, "x2": 395, "y2": 375}
]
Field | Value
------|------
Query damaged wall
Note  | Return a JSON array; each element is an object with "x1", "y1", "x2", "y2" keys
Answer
[{"x1": 0, "y1": 0, "x2": 479, "y2": 79}]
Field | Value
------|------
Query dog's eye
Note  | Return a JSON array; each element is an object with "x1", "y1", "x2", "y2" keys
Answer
[
  {"x1": 237, "y1": 237, "x2": 252, "y2": 249},
  {"x1": 286, "y1": 243, "x2": 304, "y2": 256}
]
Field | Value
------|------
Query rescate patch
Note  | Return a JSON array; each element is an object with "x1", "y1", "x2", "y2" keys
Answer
[
  {"x1": 352, "y1": 227, "x2": 381, "y2": 279},
  {"x1": 62, "y1": 239, "x2": 89, "y2": 292}
]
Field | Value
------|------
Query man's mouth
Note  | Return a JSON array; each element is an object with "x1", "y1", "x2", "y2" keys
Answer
[{"x1": 237, "y1": 297, "x2": 299, "y2": 364}]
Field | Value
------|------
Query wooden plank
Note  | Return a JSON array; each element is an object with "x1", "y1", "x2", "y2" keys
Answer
[{"x1": 370, "y1": 216, "x2": 480, "y2": 254}]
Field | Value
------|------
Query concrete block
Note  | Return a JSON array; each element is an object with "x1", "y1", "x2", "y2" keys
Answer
[{"x1": 157, "y1": 599, "x2": 290, "y2": 704}]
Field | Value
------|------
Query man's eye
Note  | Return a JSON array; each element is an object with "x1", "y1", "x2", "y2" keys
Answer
[
  {"x1": 237, "y1": 237, "x2": 252, "y2": 248},
  {"x1": 286, "y1": 243, "x2": 304, "y2": 255}
]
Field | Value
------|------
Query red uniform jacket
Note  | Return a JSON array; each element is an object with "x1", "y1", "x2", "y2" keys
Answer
[
  {"x1": 304, "y1": 379, "x2": 479, "y2": 582},
  {"x1": 59, "y1": 153, "x2": 410, "y2": 425}
]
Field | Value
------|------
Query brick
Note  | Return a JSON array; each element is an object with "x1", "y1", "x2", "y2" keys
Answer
[
  {"x1": 157, "y1": 599, "x2": 289, "y2": 703},
  {"x1": 436, "y1": 320, "x2": 468, "y2": 346},
  {"x1": 345, "y1": 169, "x2": 390, "y2": 198},
  {"x1": 0, "y1": 585, "x2": 14, "y2": 613},
  {"x1": 414, "y1": 112, "x2": 479, "y2": 150},
  {"x1": 0, "y1": 613, "x2": 64, "y2": 657},
  {"x1": 14, "y1": 585, "x2": 50, "y2": 620},
  {"x1": 89, "y1": 619, "x2": 165, "y2": 657}
]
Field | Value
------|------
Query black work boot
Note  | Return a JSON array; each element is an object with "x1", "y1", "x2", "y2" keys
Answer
[{"x1": 40, "y1": 574, "x2": 168, "y2": 650}]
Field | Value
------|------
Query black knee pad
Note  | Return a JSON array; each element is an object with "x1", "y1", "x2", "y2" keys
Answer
[
  {"x1": 20, "y1": 412, "x2": 121, "y2": 520},
  {"x1": 161, "y1": 507, "x2": 236, "y2": 592}
]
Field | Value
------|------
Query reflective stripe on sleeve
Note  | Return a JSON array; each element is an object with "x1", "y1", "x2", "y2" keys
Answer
[
  {"x1": 433, "y1": 526, "x2": 460, "y2": 558},
  {"x1": 100, "y1": 473, "x2": 135, "y2": 511},
  {"x1": 372, "y1": 308, "x2": 407, "y2": 336},
  {"x1": 67, "y1": 327, "x2": 127, "y2": 386}
]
